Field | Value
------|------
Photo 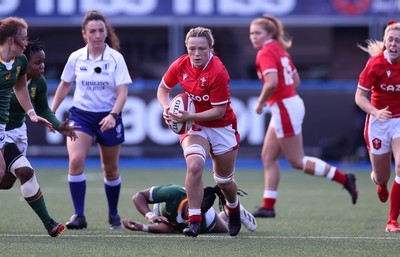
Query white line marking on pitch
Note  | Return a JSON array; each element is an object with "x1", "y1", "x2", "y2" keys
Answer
[{"x1": 2, "y1": 234, "x2": 398, "y2": 240}]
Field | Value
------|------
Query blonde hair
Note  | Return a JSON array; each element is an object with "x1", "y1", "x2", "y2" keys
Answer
[
  {"x1": 251, "y1": 15, "x2": 292, "y2": 49},
  {"x1": 185, "y1": 26, "x2": 215, "y2": 48},
  {"x1": 358, "y1": 21, "x2": 400, "y2": 57}
]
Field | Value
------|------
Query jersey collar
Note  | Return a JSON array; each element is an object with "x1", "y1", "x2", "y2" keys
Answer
[
  {"x1": 85, "y1": 43, "x2": 111, "y2": 61},
  {"x1": 384, "y1": 50, "x2": 392, "y2": 64}
]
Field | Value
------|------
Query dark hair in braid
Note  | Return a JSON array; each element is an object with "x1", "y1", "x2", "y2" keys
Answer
[{"x1": 23, "y1": 38, "x2": 45, "y2": 61}]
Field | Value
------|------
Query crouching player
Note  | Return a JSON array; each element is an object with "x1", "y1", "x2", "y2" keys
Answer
[{"x1": 122, "y1": 184, "x2": 257, "y2": 234}]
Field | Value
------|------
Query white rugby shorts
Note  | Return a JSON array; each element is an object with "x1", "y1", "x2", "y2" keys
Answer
[
  {"x1": 269, "y1": 95, "x2": 305, "y2": 139},
  {"x1": 364, "y1": 115, "x2": 400, "y2": 154}
]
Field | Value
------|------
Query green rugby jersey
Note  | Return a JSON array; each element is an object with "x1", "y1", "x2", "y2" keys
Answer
[
  {"x1": 6, "y1": 75, "x2": 61, "y2": 131},
  {"x1": 0, "y1": 55, "x2": 27, "y2": 124},
  {"x1": 151, "y1": 184, "x2": 210, "y2": 233}
]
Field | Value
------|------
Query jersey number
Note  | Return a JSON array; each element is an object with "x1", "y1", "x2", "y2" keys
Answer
[{"x1": 281, "y1": 57, "x2": 294, "y2": 85}]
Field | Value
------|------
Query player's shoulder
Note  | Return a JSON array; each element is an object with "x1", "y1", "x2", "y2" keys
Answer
[
  {"x1": 16, "y1": 54, "x2": 28, "y2": 65},
  {"x1": 365, "y1": 52, "x2": 390, "y2": 72},
  {"x1": 173, "y1": 54, "x2": 190, "y2": 66}
]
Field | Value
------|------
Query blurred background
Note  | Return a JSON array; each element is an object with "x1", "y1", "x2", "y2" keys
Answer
[{"x1": 5, "y1": 0, "x2": 396, "y2": 162}]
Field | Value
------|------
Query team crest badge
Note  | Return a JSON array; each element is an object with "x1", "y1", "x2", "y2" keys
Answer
[
  {"x1": 5, "y1": 73, "x2": 11, "y2": 80},
  {"x1": 30, "y1": 87, "x2": 37, "y2": 98},
  {"x1": 200, "y1": 77, "x2": 206, "y2": 87},
  {"x1": 372, "y1": 138, "x2": 382, "y2": 150}
]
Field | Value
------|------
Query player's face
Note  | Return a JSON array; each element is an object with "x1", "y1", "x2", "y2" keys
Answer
[
  {"x1": 249, "y1": 23, "x2": 268, "y2": 50},
  {"x1": 83, "y1": 20, "x2": 108, "y2": 50},
  {"x1": 186, "y1": 37, "x2": 211, "y2": 68},
  {"x1": 11, "y1": 28, "x2": 28, "y2": 56},
  {"x1": 385, "y1": 29, "x2": 400, "y2": 63},
  {"x1": 27, "y1": 50, "x2": 45, "y2": 80}
]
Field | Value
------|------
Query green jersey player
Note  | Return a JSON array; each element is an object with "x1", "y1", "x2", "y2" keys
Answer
[
  {"x1": 122, "y1": 184, "x2": 257, "y2": 234},
  {"x1": 0, "y1": 38, "x2": 77, "y2": 237},
  {"x1": 0, "y1": 17, "x2": 51, "y2": 187}
]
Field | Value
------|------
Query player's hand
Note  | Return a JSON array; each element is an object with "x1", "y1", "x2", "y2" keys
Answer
[
  {"x1": 30, "y1": 113, "x2": 54, "y2": 132},
  {"x1": 163, "y1": 106, "x2": 172, "y2": 126},
  {"x1": 147, "y1": 215, "x2": 169, "y2": 224},
  {"x1": 254, "y1": 101, "x2": 265, "y2": 115},
  {"x1": 58, "y1": 118, "x2": 80, "y2": 141},
  {"x1": 374, "y1": 106, "x2": 392, "y2": 122},
  {"x1": 122, "y1": 218, "x2": 144, "y2": 231},
  {"x1": 99, "y1": 114, "x2": 116, "y2": 132}
]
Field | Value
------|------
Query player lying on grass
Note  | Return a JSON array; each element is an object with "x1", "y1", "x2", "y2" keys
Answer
[{"x1": 122, "y1": 184, "x2": 257, "y2": 234}]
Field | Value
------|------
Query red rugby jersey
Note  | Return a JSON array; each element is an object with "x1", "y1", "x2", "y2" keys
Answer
[
  {"x1": 256, "y1": 40, "x2": 297, "y2": 105},
  {"x1": 162, "y1": 54, "x2": 236, "y2": 127},
  {"x1": 358, "y1": 51, "x2": 400, "y2": 118}
]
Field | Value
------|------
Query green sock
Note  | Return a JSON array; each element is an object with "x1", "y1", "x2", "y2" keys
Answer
[{"x1": 25, "y1": 189, "x2": 51, "y2": 225}]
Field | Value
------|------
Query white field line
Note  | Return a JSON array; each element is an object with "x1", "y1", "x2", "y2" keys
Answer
[{"x1": 1, "y1": 234, "x2": 399, "y2": 240}]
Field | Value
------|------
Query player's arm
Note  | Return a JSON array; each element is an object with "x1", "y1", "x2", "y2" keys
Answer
[
  {"x1": 355, "y1": 87, "x2": 391, "y2": 121},
  {"x1": 175, "y1": 104, "x2": 226, "y2": 123},
  {"x1": 132, "y1": 188, "x2": 168, "y2": 224},
  {"x1": 33, "y1": 78, "x2": 62, "y2": 129},
  {"x1": 157, "y1": 81, "x2": 173, "y2": 125},
  {"x1": 14, "y1": 75, "x2": 52, "y2": 129},
  {"x1": 122, "y1": 218, "x2": 175, "y2": 233}
]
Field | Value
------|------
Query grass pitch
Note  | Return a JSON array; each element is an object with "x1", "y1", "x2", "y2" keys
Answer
[{"x1": 1, "y1": 163, "x2": 399, "y2": 257}]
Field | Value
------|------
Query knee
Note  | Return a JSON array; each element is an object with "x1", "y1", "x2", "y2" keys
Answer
[
  {"x1": 187, "y1": 161, "x2": 204, "y2": 175},
  {"x1": 15, "y1": 167, "x2": 34, "y2": 184}
]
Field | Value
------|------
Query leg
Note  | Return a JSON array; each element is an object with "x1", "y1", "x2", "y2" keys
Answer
[
  {"x1": 3, "y1": 143, "x2": 65, "y2": 237},
  {"x1": 212, "y1": 149, "x2": 242, "y2": 236},
  {"x1": 253, "y1": 126, "x2": 282, "y2": 217},
  {"x1": 65, "y1": 131, "x2": 92, "y2": 229},
  {"x1": 181, "y1": 135, "x2": 209, "y2": 237},
  {"x1": 280, "y1": 132, "x2": 358, "y2": 204},
  {"x1": 98, "y1": 143, "x2": 122, "y2": 230},
  {"x1": 369, "y1": 151, "x2": 391, "y2": 203},
  {"x1": 386, "y1": 138, "x2": 400, "y2": 232}
]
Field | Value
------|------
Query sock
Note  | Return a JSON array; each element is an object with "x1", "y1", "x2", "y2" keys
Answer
[
  {"x1": 388, "y1": 177, "x2": 400, "y2": 222},
  {"x1": 68, "y1": 173, "x2": 86, "y2": 216},
  {"x1": 25, "y1": 189, "x2": 51, "y2": 225},
  {"x1": 104, "y1": 176, "x2": 121, "y2": 216},
  {"x1": 263, "y1": 198, "x2": 276, "y2": 210},
  {"x1": 188, "y1": 209, "x2": 202, "y2": 223},
  {"x1": 331, "y1": 168, "x2": 347, "y2": 185},
  {"x1": 226, "y1": 197, "x2": 240, "y2": 213},
  {"x1": 262, "y1": 190, "x2": 277, "y2": 209}
]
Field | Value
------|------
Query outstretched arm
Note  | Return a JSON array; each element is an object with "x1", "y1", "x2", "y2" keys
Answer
[{"x1": 122, "y1": 218, "x2": 175, "y2": 233}]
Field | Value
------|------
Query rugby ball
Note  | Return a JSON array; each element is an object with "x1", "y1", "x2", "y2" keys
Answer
[{"x1": 168, "y1": 93, "x2": 195, "y2": 134}]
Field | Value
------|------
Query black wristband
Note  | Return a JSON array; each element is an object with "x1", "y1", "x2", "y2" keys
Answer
[{"x1": 109, "y1": 112, "x2": 118, "y2": 119}]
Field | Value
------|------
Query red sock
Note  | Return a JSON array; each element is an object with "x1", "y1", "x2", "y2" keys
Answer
[
  {"x1": 226, "y1": 202, "x2": 240, "y2": 214},
  {"x1": 262, "y1": 198, "x2": 276, "y2": 210},
  {"x1": 389, "y1": 180, "x2": 400, "y2": 222},
  {"x1": 188, "y1": 214, "x2": 202, "y2": 223},
  {"x1": 332, "y1": 169, "x2": 347, "y2": 185}
]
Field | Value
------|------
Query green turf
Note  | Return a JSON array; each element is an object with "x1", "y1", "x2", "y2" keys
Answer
[{"x1": 1, "y1": 167, "x2": 400, "y2": 257}]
